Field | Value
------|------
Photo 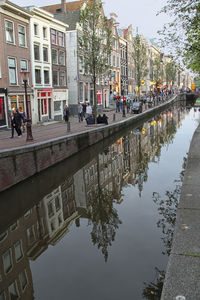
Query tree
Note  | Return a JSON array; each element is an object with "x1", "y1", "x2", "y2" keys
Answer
[
  {"x1": 158, "y1": 0, "x2": 200, "y2": 75},
  {"x1": 79, "y1": 0, "x2": 112, "y2": 122},
  {"x1": 132, "y1": 33, "x2": 149, "y2": 97},
  {"x1": 165, "y1": 60, "x2": 177, "y2": 86},
  {"x1": 153, "y1": 54, "x2": 163, "y2": 82}
]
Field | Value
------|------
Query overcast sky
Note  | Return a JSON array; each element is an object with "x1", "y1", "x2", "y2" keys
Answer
[{"x1": 12, "y1": 0, "x2": 170, "y2": 40}]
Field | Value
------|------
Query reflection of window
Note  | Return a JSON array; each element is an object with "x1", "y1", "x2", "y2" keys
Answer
[
  {"x1": 18, "y1": 25, "x2": 26, "y2": 47},
  {"x1": 8, "y1": 58, "x2": 17, "y2": 85},
  {"x1": 43, "y1": 47, "x2": 48, "y2": 62},
  {"x1": 44, "y1": 70, "x2": 50, "y2": 84},
  {"x1": 60, "y1": 71, "x2": 66, "y2": 86},
  {"x1": 34, "y1": 44, "x2": 40, "y2": 61},
  {"x1": 59, "y1": 51, "x2": 65, "y2": 66},
  {"x1": 48, "y1": 201, "x2": 54, "y2": 217},
  {"x1": 24, "y1": 209, "x2": 31, "y2": 217},
  {"x1": 0, "y1": 291, "x2": 6, "y2": 300},
  {"x1": 27, "y1": 226, "x2": 35, "y2": 244},
  {"x1": 0, "y1": 231, "x2": 8, "y2": 242},
  {"x1": 52, "y1": 49, "x2": 58, "y2": 64},
  {"x1": 58, "y1": 31, "x2": 64, "y2": 46},
  {"x1": 19, "y1": 269, "x2": 28, "y2": 291},
  {"x1": 51, "y1": 29, "x2": 57, "y2": 44},
  {"x1": 14, "y1": 240, "x2": 23, "y2": 261},
  {"x1": 53, "y1": 70, "x2": 58, "y2": 86},
  {"x1": 10, "y1": 222, "x2": 18, "y2": 231},
  {"x1": 35, "y1": 69, "x2": 41, "y2": 84},
  {"x1": 2, "y1": 249, "x2": 12, "y2": 274},
  {"x1": 55, "y1": 196, "x2": 60, "y2": 211},
  {"x1": 5, "y1": 20, "x2": 14, "y2": 43},
  {"x1": 8, "y1": 281, "x2": 19, "y2": 299}
]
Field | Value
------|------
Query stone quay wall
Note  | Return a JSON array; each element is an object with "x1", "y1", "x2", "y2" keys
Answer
[{"x1": 0, "y1": 97, "x2": 176, "y2": 192}]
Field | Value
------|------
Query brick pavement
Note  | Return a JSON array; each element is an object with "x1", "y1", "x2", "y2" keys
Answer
[{"x1": 0, "y1": 109, "x2": 135, "y2": 151}]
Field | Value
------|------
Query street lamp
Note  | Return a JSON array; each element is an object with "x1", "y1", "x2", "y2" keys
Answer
[{"x1": 20, "y1": 71, "x2": 33, "y2": 141}]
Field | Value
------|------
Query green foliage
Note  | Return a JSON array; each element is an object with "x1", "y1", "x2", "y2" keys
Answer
[
  {"x1": 79, "y1": 0, "x2": 112, "y2": 120},
  {"x1": 158, "y1": 1, "x2": 200, "y2": 75},
  {"x1": 132, "y1": 34, "x2": 149, "y2": 89},
  {"x1": 153, "y1": 54, "x2": 163, "y2": 82},
  {"x1": 165, "y1": 60, "x2": 177, "y2": 84}
]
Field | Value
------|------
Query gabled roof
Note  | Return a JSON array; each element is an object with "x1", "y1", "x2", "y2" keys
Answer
[{"x1": 41, "y1": 0, "x2": 87, "y2": 14}]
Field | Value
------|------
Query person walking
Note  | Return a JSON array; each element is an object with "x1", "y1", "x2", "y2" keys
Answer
[
  {"x1": 86, "y1": 103, "x2": 92, "y2": 118},
  {"x1": 13, "y1": 108, "x2": 23, "y2": 137},
  {"x1": 77, "y1": 102, "x2": 83, "y2": 122},
  {"x1": 10, "y1": 111, "x2": 15, "y2": 138},
  {"x1": 63, "y1": 104, "x2": 69, "y2": 123},
  {"x1": 126, "y1": 100, "x2": 130, "y2": 113},
  {"x1": 19, "y1": 107, "x2": 26, "y2": 132},
  {"x1": 82, "y1": 101, "x2": 87, "y2": 119}
]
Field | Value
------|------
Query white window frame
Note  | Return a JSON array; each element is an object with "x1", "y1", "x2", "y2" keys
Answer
[
  {"x1": 14, "y1": 240, "x2": 24, "y2": 262},
  {"x1": 8, "y1": 57, "x2": 17, "y2": 86},
  {"x1": 52, "y1": 48, "x2": 58, "y2": 65},
  {"x1": 34, "y1": 43, "x2": 40, "y2": 61},
  {"x1": 18, "y1": 24, "x2": 26, "y2": 47},
  {"x1": 35, "y1": 68, "x2": 41, "y2": 85},
  {"x1": 34, "y1": 23, "x2": 39, "y2": 36},
  {"x1": 43, "y1": 46, "x2": 49, "y2": 63},
  {"x1": 8, "y1": 281, "x2": 19, "y2": 299},
  {"x1": 2, "y1": 248, "x2": 13, "y2": 274},
  {"x1": 44, "y1": 69, "x2": 50, "y2": 85},
  {"x1": 5, "y1": 19, "x2": 15, "y2": 44},
  {"x1": 19, "y1": 269, "x2": 28, "y2": 291},
  {"x1": 59, "y1": 50, "x2": 65, "y2": 66},
  {"x1": 53, "y1": 70, "x2": 59, "y2": 86}
]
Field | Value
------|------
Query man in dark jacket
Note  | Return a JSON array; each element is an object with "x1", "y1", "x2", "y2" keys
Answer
[{"x1": 13, "y1": 109, "x2": 23, "y2": 137}]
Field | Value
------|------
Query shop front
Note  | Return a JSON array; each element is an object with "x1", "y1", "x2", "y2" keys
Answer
[
  {"x1": 0, "y1": 88, "x2": 8, "y2": 128},
  {"x1": 53, "y1": 89, "x2": 68, "y2": 121},
  {"x1": 37, "y1": 89, "x2": 53, "y2": 123}
]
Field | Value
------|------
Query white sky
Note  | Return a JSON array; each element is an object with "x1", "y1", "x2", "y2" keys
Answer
[{"x1": 11, "y1": 0, "x2": 170, "y2": 40}]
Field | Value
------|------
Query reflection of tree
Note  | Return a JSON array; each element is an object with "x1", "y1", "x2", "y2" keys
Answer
[
  {"x1": 87, "y1": 156, "x2": 122, "y2": 262},
  {"x1": 142, "y1": 156, "x2": 187, "y2": 298},
  {"x1": 142, "y1": 267, "x2": 165, "y2": 299}
]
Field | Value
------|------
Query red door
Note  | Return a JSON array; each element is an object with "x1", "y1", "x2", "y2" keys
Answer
[{"x1": 0, "y1": 97, "x2": 6, "y2": 126}]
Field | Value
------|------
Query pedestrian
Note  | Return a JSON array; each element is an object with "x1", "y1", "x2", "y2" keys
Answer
[
  {"x1": 116, "y1": 100, "x2": 120, "y2": 113},
  {"x1": 82, "y1": 101, "x2": 87, "y2": 118},
  {"x1": 86, "y1": 103, "x2": 92, "y2": 118},
  {"x1": 77, "y1": 102, "x2": 83, "y2": 122},
  {"x1": 63, "y1": 104, "x2": 69, "y2": 122},
  {"x1": 13, "y1": 108, "x2": 23, "y2": 137},
  {"x1": 126, "y1": 100, "x2": 130, "y2": 113},
  {"x1": 10, "y1": 110, "x2": 15, "y2": 138},
  {"x1": 19, "y1": 107, "x2": 26, "y2": 132}
]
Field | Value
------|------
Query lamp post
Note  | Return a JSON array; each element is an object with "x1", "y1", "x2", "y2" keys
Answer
[{"x1": 20, "y1": 71, "x2": 33, "y2": 141}]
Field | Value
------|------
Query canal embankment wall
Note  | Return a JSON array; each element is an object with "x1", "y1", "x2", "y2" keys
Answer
[
  {"x1": 0, "y1": 97, "x2": 176, "y2": 192},
  {"x1": 161, "y1": 124, "x2": 200, "y2": 299}
]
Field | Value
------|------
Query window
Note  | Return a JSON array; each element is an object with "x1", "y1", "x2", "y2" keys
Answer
[
  {"x1": 44, "y1": 70, "x2": 50, "y2": 84},
  {"x1": 27, "y1": 226, "x2": 35, "y2": 244},
  {"x1": 53, "y1": 70, "x2": 58, "y2": 86},
  {"x1": 35, "y1": 69, "x2": 41, "y2": 84},
  {"x1": 58, "y1": 31, "x2": 64, "y2": 46},
  {"x1": 34, "y1": 24, "x2": 38, "y2": 36},
  {"x1": 43, "y1": 27, "x2": 47, "y2": 39},
  {"x1": 8, "y1": 281, "x2": 19, "y2": 300},
  {"x1": 2, "y1": 249, "x2": 12, "y2": 274},
  {"x1": 24, "y1": 209, "x2": 31, "y2": 217},
  {"x1": 43, "y1": 47, "x2": 48, "y2": 62},
  {"x1": 51, "y1": 29, "x2": 57, "y2": 44},
  {"x1": 10, "y1": 221, "x2": 18, "y2": 231},
  {"x1": 14, "y1": 240, "x2": 23, "y2": 261},
  {"x1": 5, "y1": 20, "x2": 14, "y2": 43},
  {"x1": 19, "y1": 269, "x2": 28, "y2": 291},
  {"x1": 18, "y1": 25, "x2": 26, "y2": 47},
  {"x1": 48, "y1": 201, "x2": 54, "y2": 217},
  {"x1": 52, "y1": 49, "x2": 58, "y2": 64},
  {"x1": 20, "y1": 60, "x2": 27, "y2": 72},
  {"x1": 59, "y1": 51, "x2": 65, "y2": 66},
  {"x1": 34, "y1": 44, "x2": 40, "y2": 61},
  {"x1": 113, "y1": 55, "x2": 116, "y2": 67},
  {"x1": 8, "y1": 58, "x2": 17, "y2": 85},
  {"x1": 60, "y1": 71, "x2": 66, "y2": 86}
]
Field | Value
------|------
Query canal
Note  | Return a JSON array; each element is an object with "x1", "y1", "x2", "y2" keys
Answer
[{"x1": 0, "y1": 103, "x2": 200, "y2": 300}]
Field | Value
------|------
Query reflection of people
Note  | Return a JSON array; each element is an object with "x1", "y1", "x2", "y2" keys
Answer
[{"x1": 63, "y1": 104, "x2": 69, "y2": 122}]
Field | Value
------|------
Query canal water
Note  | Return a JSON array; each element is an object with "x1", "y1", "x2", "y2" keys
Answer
[{"x1": 0, "y1": 104, "x2": 200, "y2": 300}]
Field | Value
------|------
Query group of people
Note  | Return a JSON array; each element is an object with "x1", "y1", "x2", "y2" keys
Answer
[
  {"x1": 10, "y1": 107, "x2": 26, "y2": 138},
  {"x1": 77, "y1": 102, "x2": 93, "y2": 122}
]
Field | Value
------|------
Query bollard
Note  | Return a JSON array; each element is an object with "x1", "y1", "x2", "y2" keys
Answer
[
  {"x1": 67, "y1": 121, "x2": 70, "y2": 132},
  {"x1": 113, "y1": 113, "x2": 116, "y2": 121}
]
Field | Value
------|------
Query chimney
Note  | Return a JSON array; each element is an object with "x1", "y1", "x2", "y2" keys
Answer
[{"x1": 61, "y1": 0, "x2": 66, "y2": 13}]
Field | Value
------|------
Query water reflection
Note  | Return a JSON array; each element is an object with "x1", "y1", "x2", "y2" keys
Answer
[
  {"x1": 0, "y1": 105, "x2": 195, "y2": 299},
  {"x1": 142, "y1": 155, "x2": 187, "y2": 298}
]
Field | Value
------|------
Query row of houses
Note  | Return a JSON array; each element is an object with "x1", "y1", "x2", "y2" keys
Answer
[{"x1": 0, "y1": 0, "x2": 193, "y2": 129}]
